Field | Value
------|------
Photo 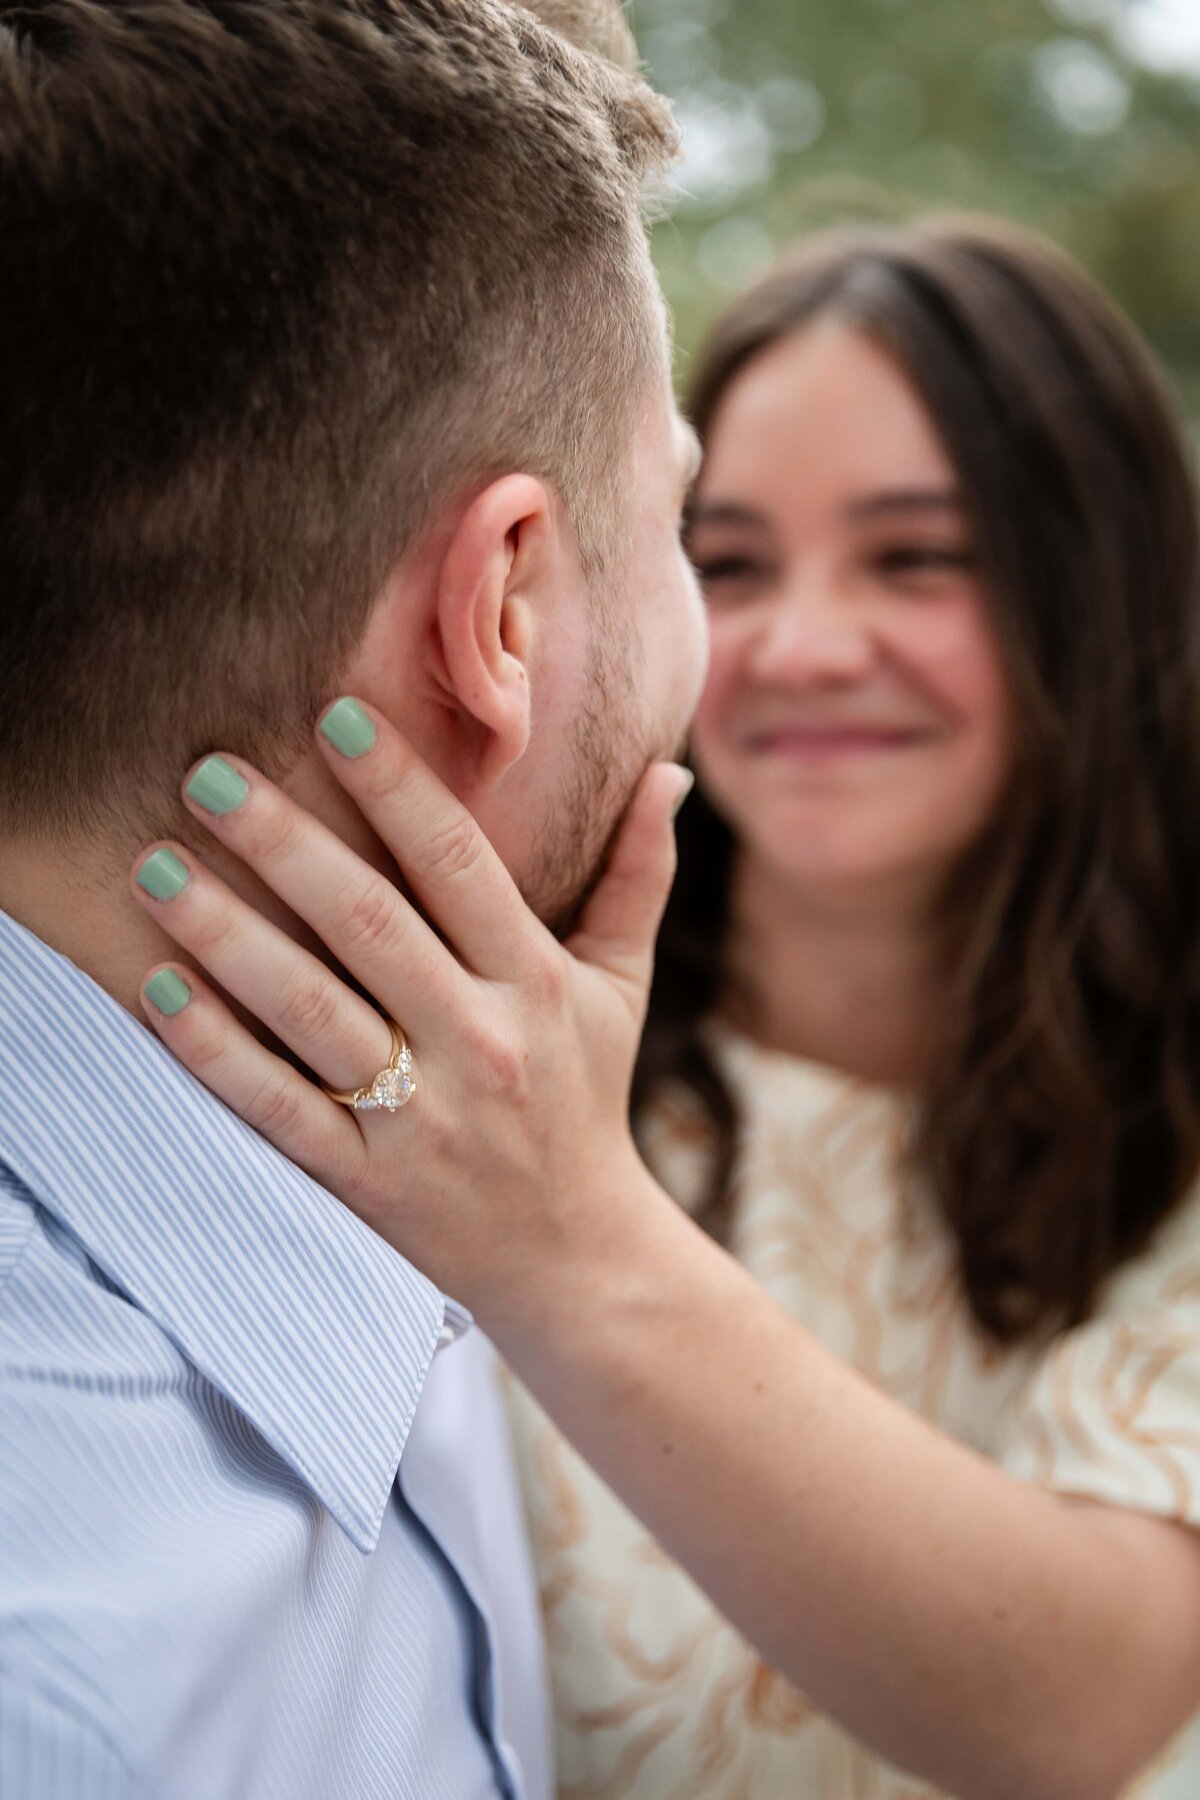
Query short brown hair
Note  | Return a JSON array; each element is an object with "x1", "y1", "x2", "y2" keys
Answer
[
  {"x1": 641, "y1": 217, "x2": 1200, "y2": 1344},
  {"x1": 0, "y1": 0, "x2": 675, "y2": 836}
]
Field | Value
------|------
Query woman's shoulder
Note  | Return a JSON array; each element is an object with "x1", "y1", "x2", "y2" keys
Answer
[
  {"x1": 997, "y1": 1171, "x2": 1200, "y2": 1527},
  {"x1": 1093, "y1": 1172, "x2": 1200, "y2": 1317}
]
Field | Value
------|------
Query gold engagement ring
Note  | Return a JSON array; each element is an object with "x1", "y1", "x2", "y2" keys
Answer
[{"x1": 321, "y1": 1020, "x2": 416, "y2": 1114}]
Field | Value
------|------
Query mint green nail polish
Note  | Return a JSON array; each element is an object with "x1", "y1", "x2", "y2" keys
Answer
[
  {"x1": 186, "y1": 755, "x2": 248, "y2": 816},
  {"x1": 145, "y1": 969, "x2": 191, "y2": 1016},
  {"x1": 319, "y1": 697, "x2": 377, "y2": 759},
  {"x1": 136, "y1": 848, "x2": 190, "y2": 901}
]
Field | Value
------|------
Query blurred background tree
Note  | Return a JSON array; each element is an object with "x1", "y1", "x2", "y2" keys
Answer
[{"x1": 633, "y1": 0, "x2": 1200, "y2": 418}]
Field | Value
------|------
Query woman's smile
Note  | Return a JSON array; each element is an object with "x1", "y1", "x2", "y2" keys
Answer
[{"x1": 741, "y1": 720, "x2": 940, "y2": 762}]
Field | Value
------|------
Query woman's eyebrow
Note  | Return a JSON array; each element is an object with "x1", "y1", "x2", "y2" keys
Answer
[
  {"x1": 685, "y1": 498, "x2": 772, "y2": 531},
  {"x1": 846, "y1": 488, "x2": 964, "y2": 521}
]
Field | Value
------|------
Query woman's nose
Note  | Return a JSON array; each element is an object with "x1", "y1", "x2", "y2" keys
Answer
[{"x1": 746, "y1": 575, "x2": 876, "y2": 686}]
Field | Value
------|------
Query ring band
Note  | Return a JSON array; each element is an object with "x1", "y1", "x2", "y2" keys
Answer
[{"x1": 322, "y1": 1020, "x2": 416, "y2": 1114}]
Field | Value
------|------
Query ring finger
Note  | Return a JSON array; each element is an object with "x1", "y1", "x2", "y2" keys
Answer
[{"x1": 131, "y1": 842, "x2": 397, "y2": 1093}]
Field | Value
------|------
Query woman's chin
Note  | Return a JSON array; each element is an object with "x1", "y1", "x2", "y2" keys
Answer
[{"x1": 748, "y1": 828, "x2": 951, "y2": 913}]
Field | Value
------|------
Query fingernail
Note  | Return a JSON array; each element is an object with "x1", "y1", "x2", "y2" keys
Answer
[
  {"x1": 319, "y1": 697, "x2": 377, "y2": 759},
  {"x1": 671, "y1": 770, "x2": 696, "y2": 819},
  {"x1": 186, "y1": 755, "x2": 248, "y2": 816},
  {"x1": 136, "y1": 848, "x2": 191, "y2": 901},
  {"x1": 144, "y1": 969, "x2": 191, "y2": 1016}
]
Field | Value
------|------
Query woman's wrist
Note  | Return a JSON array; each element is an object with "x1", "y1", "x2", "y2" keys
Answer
[{"x1": 477, "y1": 1144, "x2": 680, "y2": 1352}]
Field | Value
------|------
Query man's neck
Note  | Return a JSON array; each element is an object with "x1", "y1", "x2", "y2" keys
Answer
[
  {"x1": 0, "y1": 730, "x2": 420, "y2": 1022},
  {"x1": 725, "y1": 851, "x2": 947, "y2": 1087},
  {"x1": 0, "y1": 829, "x2": 275, "y2": 1019}
]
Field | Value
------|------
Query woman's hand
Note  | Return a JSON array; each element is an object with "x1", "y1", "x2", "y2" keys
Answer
[
  {"x1": 131, "y1": 696, "x2": 692, "y2": 1319},
  {"x1": 130, "y1": 704, "x2": 1200, "y2": 1800}
]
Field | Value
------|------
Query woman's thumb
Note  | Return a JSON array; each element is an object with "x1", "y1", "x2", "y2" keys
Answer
[{"x1": 566, "y1": 762, "x2": 693, "y2": 988}]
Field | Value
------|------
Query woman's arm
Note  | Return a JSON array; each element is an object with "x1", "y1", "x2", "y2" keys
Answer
[
  {"x1": 503, "y1": 1158, "x2": 1200, "y2": 1800},
  {"x1": 133, "y1": 701, "x2": 1200, "y2": 1800}
]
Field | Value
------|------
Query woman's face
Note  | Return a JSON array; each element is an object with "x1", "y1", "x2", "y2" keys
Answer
[{"x1": 687, "y1": 321, "x2": 1014, "y2": 908}]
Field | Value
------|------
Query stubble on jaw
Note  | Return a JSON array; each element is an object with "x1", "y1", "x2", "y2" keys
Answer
[{"x1": 522, "y1": 607, "x2": 663, "y2": 940}]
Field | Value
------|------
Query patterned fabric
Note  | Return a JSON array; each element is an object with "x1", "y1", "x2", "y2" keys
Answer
[
  {"x1": 0, "y1": 906, "x2": 551, "y2": 1800},
  {"x1": 505, "y1": 1024, "x2": 1200, "y2": 1798}
]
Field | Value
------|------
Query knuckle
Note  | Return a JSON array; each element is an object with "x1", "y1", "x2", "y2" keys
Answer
[
  {"x1": 526, "y1": 952, "x2": 567, "y2": 1012},
  {"x1": 179, "y1": 1009, "x2": 228, "y2": 1076},
  {"x1": 333, "y1": 877, "x2": 406, "y2": 961},
  {"x1": 488, "y1": 1049, "x2": 528, "y2": 1101},
  {"x1": 274, "y1": 970, "x2": 341, "y2": 1043},
  {"x1": 422, "y1": 815, "x2": 484, "y2": 885},
  {"x1": 353, "y1": 740, "x2": 406, "y2": 802},
  {"x1": 244, "y1": 1071, "x2": 304, "y2": 1141},
  {"x1": 186, "y1": 897, "x2": 240, "y2": 964},
  {"x1": 465, "y1": 1021, "x2": 527, "y2": 1099},
  {"x1": 248, "y1": 791, "x2": 307, "y2": 867}
]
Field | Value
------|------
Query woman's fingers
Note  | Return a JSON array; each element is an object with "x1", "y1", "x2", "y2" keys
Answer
[
  {"x1": 139, "y1": 963, "x2": 368, "y2": 1195},
  {"x1": 314, "y1": 699, "x2": 550, "y2": 981},
  {"x1": 567, "y1": 762, "x2": 693, "y2": 999},
  {"x1": 176, "y1": 750, "x2": 479, "y2": 1033},
  {"x1": 131, "y1": 844, "x2": 398, "y2": 1091}
]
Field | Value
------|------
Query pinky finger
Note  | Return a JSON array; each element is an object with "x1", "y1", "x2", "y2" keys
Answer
[{"x1": 140, "y1": 964, "x2": 367, "y2": 1196}]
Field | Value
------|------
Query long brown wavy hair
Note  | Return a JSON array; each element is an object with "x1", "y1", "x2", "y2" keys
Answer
[{"x1": 634, "y1": 217, "x2": 1200, "y2": 1344}]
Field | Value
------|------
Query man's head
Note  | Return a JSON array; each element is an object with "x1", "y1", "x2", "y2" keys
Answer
[{"x1": 0, "y1": 0, "x2": 706, "y2": 926}]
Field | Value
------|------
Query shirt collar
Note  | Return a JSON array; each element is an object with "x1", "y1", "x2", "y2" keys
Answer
[{"x1": 0, "y1": 907, "x2": 446, "y2": 1553}]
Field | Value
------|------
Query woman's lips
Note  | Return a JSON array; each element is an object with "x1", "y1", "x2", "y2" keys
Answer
[{"x1": 746, "y1": 725, "x2": 932, "y2": 757}]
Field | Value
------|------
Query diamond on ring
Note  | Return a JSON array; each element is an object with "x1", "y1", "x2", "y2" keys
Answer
[
  {"x1": 320, "y1": 1023, "x2": 416, "y2": 1115},
  {"x1": 355, "y1": 1047, "x2": 415, "y2": 1113}
]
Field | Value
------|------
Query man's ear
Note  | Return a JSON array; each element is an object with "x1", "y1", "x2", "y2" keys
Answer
[{"x1": 435, "y1": 474, "x2": 548, "y2": 786}]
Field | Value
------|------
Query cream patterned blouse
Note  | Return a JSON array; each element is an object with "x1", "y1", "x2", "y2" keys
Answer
[{"x1": 503, "y1": 1024, "x2": 1200, "y2": 1798}]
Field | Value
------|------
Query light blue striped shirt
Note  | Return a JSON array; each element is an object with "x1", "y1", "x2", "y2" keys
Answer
[{"x1": 0, "y1": 907, "x2": 551, "y2": 1798}]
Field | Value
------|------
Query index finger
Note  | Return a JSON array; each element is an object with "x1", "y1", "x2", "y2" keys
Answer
[{"x1": 316, "y1": 698, "x2": 550, "y2": 981}]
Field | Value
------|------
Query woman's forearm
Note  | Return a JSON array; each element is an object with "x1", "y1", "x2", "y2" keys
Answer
[{"x1": 489, "y1": 1162, "x2": 1200, "y2": 1800}]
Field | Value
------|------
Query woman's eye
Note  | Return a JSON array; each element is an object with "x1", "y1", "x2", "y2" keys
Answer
[
  {"x1": 689, "y1": 554, "x2": 766, "y2": 587},
  {"x1": 874, "y1": 545, "x2": 974, "y2": 578}
]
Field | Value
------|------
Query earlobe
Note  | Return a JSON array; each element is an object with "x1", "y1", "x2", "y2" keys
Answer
[{"x1": 436, "y1": 475, "x2": 546, "y2": 786}]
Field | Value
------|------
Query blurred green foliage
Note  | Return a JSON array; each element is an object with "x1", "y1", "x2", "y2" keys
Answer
[{"x1": 634, "y1": 0, "x2": 1200, "y2": 418}]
